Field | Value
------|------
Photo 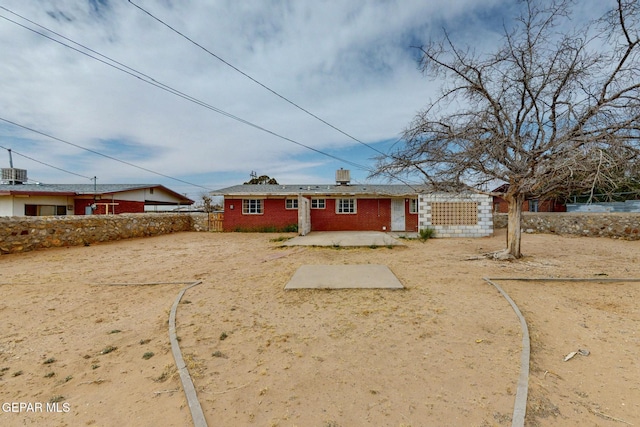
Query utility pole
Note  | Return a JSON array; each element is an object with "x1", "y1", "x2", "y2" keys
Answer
[{"x1": 92, "y1": 176, "x2": 97, "y2": 213}]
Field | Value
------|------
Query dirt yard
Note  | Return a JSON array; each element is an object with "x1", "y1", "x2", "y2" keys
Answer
[{"x1": 0, "y1": 230, "x2": 638, "y2": 427}]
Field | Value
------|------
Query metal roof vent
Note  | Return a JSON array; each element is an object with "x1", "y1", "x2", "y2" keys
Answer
[
  {"x1": 2, "y1": 168, "x2": 28, "y2": 184},
  {"x1": 335, "y1": 168, "x2": 350, "y2": 186}
]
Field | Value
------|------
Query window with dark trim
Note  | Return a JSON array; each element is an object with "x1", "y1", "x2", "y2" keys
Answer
[
  {"x1": 242, "y1": 199, "x2": 263, "y2": 214},
  {"x1": 336, "y1": 198, "x2": 356, "y2": 214},
  {"x1": 409, "y1": 198, "x2": 418, "y2": 214},
  {"x1": 24, "y1": 204, "x2": 67, "y2": 216},
  {"x1": 285, "y1": 198, "x2": 298, "y2": 209},
  {"x1": 311, "y1": 198, "x2": 325, "y2": 209}
]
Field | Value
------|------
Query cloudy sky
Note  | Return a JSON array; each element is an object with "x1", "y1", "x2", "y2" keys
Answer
[{"x1": 0, "y1": 0, "x2": 606, "y2": 200}]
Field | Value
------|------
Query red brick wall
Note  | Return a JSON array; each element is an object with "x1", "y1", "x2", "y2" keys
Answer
[
  {"x1": 493, "y1": 197, "x2": 566, "y2": 213},
  {"x1": 309, "y1": 198, "x2": 391, "y2": 231},
  {"x1": 74, "y1": 199, "x2": 145, "y2": 215},
  {"x1": 493, "y1": 197, "x2": 516, "y2": 213},
  {"x1": 223, "y1": 196, "x2": 419, "y2": 232},
  {"x1": 540, "y1": 200, "x2": 566, "y2": 212},
  {"x1": 405, "y1": 200, "x2": 419, "y2": 231},
  {"x1": 223, "y1": 198, "x2": 298, "y2": 231}
]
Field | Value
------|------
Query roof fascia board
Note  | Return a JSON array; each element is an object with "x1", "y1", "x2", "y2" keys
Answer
[
  {"x1": 0, "y1": 190, "x2": 76, "y2": 196},
  {"x1": 222, "y1": 192, "x2": 418, "y2": 198}
]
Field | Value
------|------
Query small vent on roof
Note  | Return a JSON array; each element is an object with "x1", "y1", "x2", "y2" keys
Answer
[
  {"x1": 1, "y1": 168, "x2": 28, "y2": 184},
  {"x1": 335, "y1": 168, "x2": 350, "y2": 186}
]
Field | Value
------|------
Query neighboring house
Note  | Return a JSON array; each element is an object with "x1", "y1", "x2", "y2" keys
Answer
[
  {"x1": 491, "y1": 184, "x2": 566, "y2": 213},
  {"x1": 212, "y1": 170, "x2": 494, "y2": 237},
  {"x1": 0, "y1": 182, "x2": 193, "y2": 216}
]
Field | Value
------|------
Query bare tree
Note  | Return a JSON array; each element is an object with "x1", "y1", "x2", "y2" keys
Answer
[
  {"x1": 373, "y1": 0, "x2": 640, "y2": 258},
  {"x1": 200, "y1": 192, "x2": 213, "y2": 212}
]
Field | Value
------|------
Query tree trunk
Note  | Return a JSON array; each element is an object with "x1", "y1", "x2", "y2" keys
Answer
[{"x1": 504, "y1": 193, "x2": 525, "y2": 259}]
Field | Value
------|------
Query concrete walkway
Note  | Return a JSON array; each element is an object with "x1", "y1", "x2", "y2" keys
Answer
[{"x1": 282, "y1": 231, "x2": 405, "y2": 247}]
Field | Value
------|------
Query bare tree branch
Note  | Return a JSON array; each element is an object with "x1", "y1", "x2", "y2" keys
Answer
[{"x1": 372, "y1": 0, "x2": 640, "y2": 258}]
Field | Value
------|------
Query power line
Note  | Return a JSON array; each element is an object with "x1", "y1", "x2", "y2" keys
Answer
[
  {"x1": 0, "y1": 145, "x2": 93, "y2": 180},
  {"x1": 128, "y1": 0, "x2": 391, "y2": 158},
  {"x1": 0, "y1": 6, "x2": 375, "y2": 175},
  {"x1": 122, "y1": 7, "x2": 420, "y2": 188},
  {"x1": 1, "y1": 7, "x2": 421, "y2": 189},
  {"x1": 0, "y1": 117, "x2": 214, "y2": 191}
]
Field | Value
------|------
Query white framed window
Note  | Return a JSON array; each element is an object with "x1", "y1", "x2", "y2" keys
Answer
[
  {"x1": 242, "y1": 199, "x2": 263, "y2": 214},
  {"x1": 409, "y1": 198, "x2": 418, "y2": 214},
  {"x1": 336, "y1": 198, "x2": 356, "y2": 214},
  {"x1": 285, "y1": 198, "x2": 298, "y2": 209},
  {"x1": 311, "y1": 198, "x2": 325, "y2": 209}
]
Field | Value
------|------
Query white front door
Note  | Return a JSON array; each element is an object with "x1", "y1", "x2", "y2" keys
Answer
[{"x1": 391, "y1": 198, "x2": 405, "y2": 231}]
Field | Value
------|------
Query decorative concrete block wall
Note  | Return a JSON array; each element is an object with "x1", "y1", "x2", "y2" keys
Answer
[{"x1": 418, "y1": 193, "x2": 493, "y2": 237}]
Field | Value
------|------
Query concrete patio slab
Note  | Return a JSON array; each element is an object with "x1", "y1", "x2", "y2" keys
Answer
[
  {"x1": 284, "y1": 264, "x2": 404, "y2": 290},
  {"x1": 282, "y1": 231, "x2": 404, "y2": 247}
]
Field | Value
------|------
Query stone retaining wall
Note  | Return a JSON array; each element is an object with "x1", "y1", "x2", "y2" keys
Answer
[
  {"x1": 190, "y1": 212, "x2": 217, "y2": 232},
  {"x1": 4, "y1": 212, "x2": 639, "y2": 254},
  {"x1": 493, "y1": 212, "x2": 640, "y2": 239},
  {"x1": 0, "y1": 213, "x2": 214, "y2": 254}
]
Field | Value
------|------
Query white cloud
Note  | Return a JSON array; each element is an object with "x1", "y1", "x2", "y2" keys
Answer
[{"x1": 1, "y1": 0, "x2": 608, "y2": 198}]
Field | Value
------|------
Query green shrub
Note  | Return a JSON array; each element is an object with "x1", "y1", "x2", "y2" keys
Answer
[
  {"x1": 283, "y1": 224, "x2": 298, "y2": 233},
  {"x1": 100, "y1": 346, "x2": 117, "y2": 355},
  {"x1": 234, "y1": 224, "x2": 298, "y2": 233},
  {"x1": 270, "y1": 235, "x2": 291, "y2": 242},
  {"x1": 419, "y1": 227, "x2": 435, "y2": 241}
]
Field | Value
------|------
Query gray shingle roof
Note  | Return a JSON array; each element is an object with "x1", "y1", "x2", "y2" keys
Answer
[
  {"x1": 1, "y1": 183, "x2": 152, "y2": 193},
  {"x1": 0, "y1": 183, "x2": 193, "y2": 203},
  {"x1": 212, "y1": 183, "x2": 431, "y2": 197}
]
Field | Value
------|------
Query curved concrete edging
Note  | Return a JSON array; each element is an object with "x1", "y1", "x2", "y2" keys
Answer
[
  {"x1": 100, "y1": 281, "x2": 208, "y2": 427},
  {"x1": 483, "y1": 277, "x2": 640, "y2": 427},
  {"x1": 483, "y1": 278, "x2": 530, "y2": 427},
  {"x1": 98, "y1": 276, "x2": 640, "y2": 426},
  {"x1": 169, "y1": 281, "x2": 208, "y2": 427}
]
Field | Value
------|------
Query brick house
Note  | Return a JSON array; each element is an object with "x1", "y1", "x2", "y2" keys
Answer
[
  {"x1": 213, "y1": 170, "x2": 494, "y2": 237},
  {"x1": 212, "y1": 172, "x2": 428, "y2": 233},
  {"x1": 212, "y1": 184, "x2": 428, "y2": 233},
  {"x1": 491, "y1": 184, "x2": 566, "y2": 213},
  {"x1": 0, "y1": 182, "x2": 193, "y2": 216}
]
